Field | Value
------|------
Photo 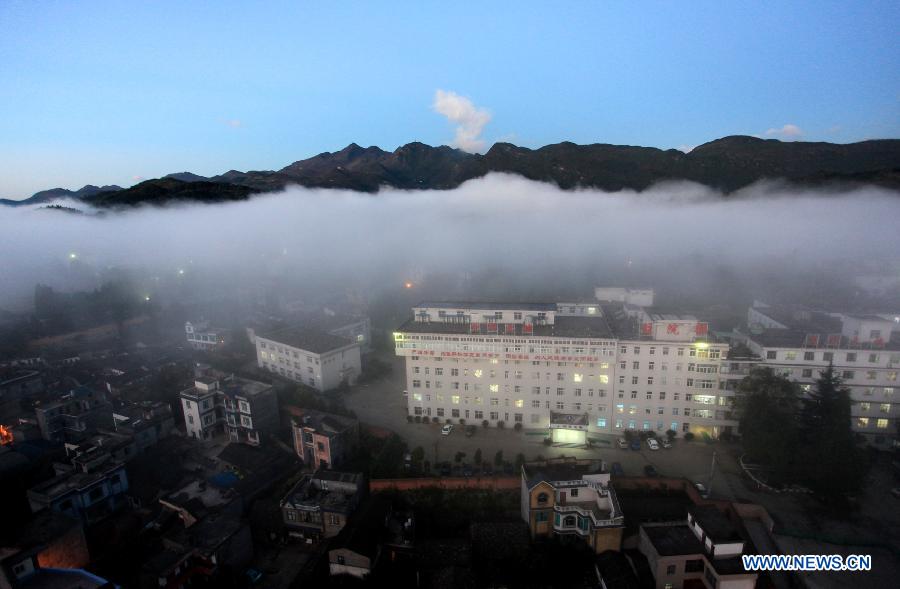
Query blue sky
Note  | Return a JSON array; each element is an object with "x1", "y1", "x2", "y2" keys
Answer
[{"x1": 1, "y1": 0, "x2": 897, "y2": 198}]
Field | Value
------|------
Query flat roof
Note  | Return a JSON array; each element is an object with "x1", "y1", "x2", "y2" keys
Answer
[
  {"x1": 416, "y1": 301, "x2": 557, "y2": 311},
  {"x1": 397, "y1": 314, "x2": 614, "y2": 339},
  {"x1": 689, "y1": 505, "x2": 742, "y2": 543},
  {"x1": 258, "y1": 326, "x2": 353, "y2": 354},
  {"x1": 643, "y1": 524, "x2": 704, "y2": 556},
  {"x1": 522, "y1": 458, "x2": 605, "y2": 488}
]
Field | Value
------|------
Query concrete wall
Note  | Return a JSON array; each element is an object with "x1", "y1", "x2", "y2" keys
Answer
[{"x1": 370, "y1": 476, "x2": 520, "y2": 491}]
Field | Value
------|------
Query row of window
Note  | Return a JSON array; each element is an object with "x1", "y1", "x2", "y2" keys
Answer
[{"x1": 766, "y1": 349, "x2": 900, "y2": 364}]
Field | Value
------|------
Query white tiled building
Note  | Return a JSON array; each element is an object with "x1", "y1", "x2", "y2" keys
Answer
[
  {"x1": 255, "y1": 327, "x2": 361, "y2": 392},
  {"x1": 185, "y1": 321, "x2": 229, "y2": 351},
  {"x1": 395, "y1": 292, "x2": 734, "y2": 440},
  {"x1": 731, "y1": 303, "x2": 899, "y2": 449}
]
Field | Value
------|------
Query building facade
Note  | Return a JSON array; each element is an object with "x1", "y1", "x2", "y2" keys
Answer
[
  {"x1": 520, "y1": 458, "x2": 624, "y2": 553},
  {"x1": 180, "y1": 375, "x2": 277, "y2": 445},
  {"x1": 27, "y1": 461, "x2": 129, "y2": 525},
  {"x1": 184, "y1": 320, "x2": 229, "y2": 351},
  {"x1": 395, "y1": 297, "x2": 734, "y2": 439},
  {"x1": 291, "y1": 410, "x2": 359, "y2": 469},
  {"x1": 731, "y1": 303, "x2": 899, "y2": 449},
  {"x1": 255, "y1": 327, "x2": 362, "y2": 392},
  {"x1": 280, "y1": 471, "x2": 364, "y2": 542}
]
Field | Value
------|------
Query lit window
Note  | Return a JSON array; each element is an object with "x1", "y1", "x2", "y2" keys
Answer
[{"x1": 451, "y1": 395, "x2": 460, "y2": 404}]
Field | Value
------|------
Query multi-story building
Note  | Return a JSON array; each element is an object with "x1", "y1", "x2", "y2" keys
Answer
[
  {"x1": 33, "y1": 387, "x2": 114, "y2": 443},
  {"x1": 255, "y1": 327, "x2": 362, "y2": 392},
  {"x1": 395, "y1": 294, "x2": 734, "y2": 440},
  {"x1": 180, "y1": 375, "x2": 277, "y2": 445},
  {"x1": 520, "y1": 457, "x2": 624, "y2": 553},
  {"x1": 731, "y1": 302, "x2": 899, "y2": 449},
  {"x1": 27, "y1": 461, "x2": 129, "y2": 525},
  {"x1": 184, "y1": 320, "x2": 229, "y2": 351},
  {"x1": 0, "y1": 369, "x2": 43, "y2": 401},
  {"x1": 291, "y1": 410, "x2": 359, "y2": 469},
  {"x1": 280, "y1": 471, "x2": 364, "y2": 542},
  {"x1": 638, "y1": 505, "x2": 757, "y2": 589},
  {"x1": 112, "y1": 400, "x2": 175, "y2": 451}
]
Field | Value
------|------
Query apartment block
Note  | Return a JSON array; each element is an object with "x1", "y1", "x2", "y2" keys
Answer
[
  {"x1": 255, "y1": 326, "x2": 362, "y2": 392},
  {"x1": 180, "y1": 375, "x2": 277, "y2": 445},
  {"x1": 27, "y1": 461, "x2": 129, "y2": 525},
  {"x1": 395, "y1": 293, "x2": 733, "y2": 439},
  {"x1": 185, "y1": 320, "x2": 229, "y2": 351},
  {"x1": 731, "y1": 303, "x2": 900, "y2": 449},
  {"x1": 34, "y1": 386, "x2": 114, "y2": 443}
]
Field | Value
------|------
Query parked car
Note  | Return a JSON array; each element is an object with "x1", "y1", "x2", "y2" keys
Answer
[
  {"x1": 403, "y1": 389, "x2": 408, "y2": 398},
  {"x1": 630, "y1": 440, "x2": 641, "y2": 451},
  {"x1": 617, "y1": 437, "x2": 628, "y2": 449},
  {"x1": 611, "y1": 462, "x2": 624, "y2": 476},
  {"x1": 482, "y1": 465, "x2": 494, "y2": 476},
  {"x1": 661, "y1": 438, "x2": 672, "y2": 449},
  {"x1": 647, "y1": 438, "x2": 660, "y2": 450},
  {"x1": 643, "y1": 465, "x2": 659, "y2": 477},
  {"x1": 441, "y1": 424, "x2": 454, "y2": 436},
  {"x1": 462, "y1": 464, "x2": 473, "y2": 477},
  {"x1": 694, "y1": 482, "x2": 709, "y2": 498}
]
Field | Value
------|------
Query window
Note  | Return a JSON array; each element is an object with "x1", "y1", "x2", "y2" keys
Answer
[
  {"x1": 535, "y1": 511, "x2": 548, "y2": 522},
  {"x1": 876, "y1": 418, "x2": 888, "y2": 429},
  {"x1": 804, "y1": 351, "x2": 815, "y2": 361},
  {"x1": 802, "y1": 369, "x2": 812, "y2": 378},
  {"x1": 846, "y1": 353, "x2": 857, "y2": 362},
  {"x1": 880, "y1": 403, "x2": 891, "y2": 413},
  {"x1": 685, "y1": 559, "x2": 704, "y2": 573},
  {"x1": 766, "y1": 351, "x2": 777, "y2": 359},
  {"x1": 823, "y1": 352, "x2": 834, "y2": 362},
  {"x1": 597, "y1": 418, "x2": 607, "y2": 428},
  {"x1": 842, "y1": 371, "x2": 855, "y2": 380},
  {"x1": 666, "y1": 564, "x2": 676, "y2": 575}
]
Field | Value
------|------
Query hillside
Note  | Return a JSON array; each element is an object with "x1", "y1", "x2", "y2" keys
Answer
[{"x1": 5, "y1": 136, "x2": 900, "y2": 207}]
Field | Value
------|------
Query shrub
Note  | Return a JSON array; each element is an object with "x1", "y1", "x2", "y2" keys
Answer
[
  {"x1": 665, "y1": 429, "x2": 677, "y2": 440},
  {"x1": 513, "y1": 422, "x2": 523, "y2": 432},
  {"x1": 497, "y1": 420, "x2": 505, "y2": 429},
  {"x1": 543, "y1": 437, "x2": 552, "y2": 446},
  {"x1": 482, "y1": 420, "x2": 490, "y2": 429},
  {"x1": 459, "y1": 418, "x2": 466, "y2": 426},
  {"x1": 432, "y1": 416, "x2": 439, "y2": 424},
  {"x1": 718, "y1": 430, "x2": 734, "y2": 442},
  {"x1": 406, "y1": 415, "x2": 413, "y2": 423},
  {"x1": 684, "y1": 432, "x2": 695, "y2": 441},
  {"x1": 414, "y1": 415, "x2": 421, "y2": 423},
  {"x1": 446, "y1": 419, "x2": 452, "y2": 424}
]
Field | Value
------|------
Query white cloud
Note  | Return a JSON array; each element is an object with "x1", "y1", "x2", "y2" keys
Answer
[
  {"x1": 764, "y1": 124, "x2": 803, "y2": 140},
  {"x1": 225, "y1": 119, "x2": 242, "y2": 128},
  {"x1": 432, "y1": 90, "x2": 492, "y2": 153}
]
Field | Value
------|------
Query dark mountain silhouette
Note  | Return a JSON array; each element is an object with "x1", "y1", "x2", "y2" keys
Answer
[
  {"x1": 4, "y1": 136, "x2": 899, "y2": 207},
  {"x1": 1, "y1": 184, "x2": 122, "y2": 206}
]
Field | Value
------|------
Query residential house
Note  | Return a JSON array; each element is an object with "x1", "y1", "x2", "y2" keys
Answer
[
  {"x1": 291, "y1": 410, "x2": 359, "y2": 469},
  {"x1": 521, "y1": 457, "x2": 625, "y2": 553},
  {"x1": 280, "y1": 471, "x2": 364, "y2": 542}
]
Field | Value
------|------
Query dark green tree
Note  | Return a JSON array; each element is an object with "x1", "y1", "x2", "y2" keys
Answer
[
  {"x1": 797, "y1": 364, "x2": 867, "y2": 497},
  {"x1": 494, "y1": 449, "x2": 504, "y2": 467},
  {"x1": 473, "y1": 448, "x2": 483, "y2": 465},
  {"x1": 735, "y1": 367, "x2": 801, "y2": 478}
]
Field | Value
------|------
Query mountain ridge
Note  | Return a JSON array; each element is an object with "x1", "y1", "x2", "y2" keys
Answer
[{"x1": 5, "y1": 136, "x2": 900, "y2": 207}]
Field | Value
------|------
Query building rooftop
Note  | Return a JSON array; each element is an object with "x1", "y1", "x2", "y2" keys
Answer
[
  {"x1": 281, "y1": 471, "x2": 362, "y2": 513},
  {"x1": 746, "y1": 328, "x2": 900, "y2": 351},
  {"x1": 398, "y1": 314, "x2": 614, "y2": 339},
  {"x1": 642, "y1": 524, "x2": 704, "y2": 556},
  {"x1": 522, "y1": 458, "x2": 605, "y2": 489},
  {"x1": 688, "y1": 505, "x2": 742, "y2": 544},
  {"x1": 219, "y1": 376, "x2": 272, "y2": 398},
  {"x1": 29, "y1": 461, "x2": 123, "y2": 500},
  {"x1": 258, "y1": 326, "x2": 354, "y2": 354},
  {"x1": 293, "y1": 409, "x2": 358, "y2": 435},
  {"x1": 416, "y1": 301, "x2": 558, "y2": 311}
]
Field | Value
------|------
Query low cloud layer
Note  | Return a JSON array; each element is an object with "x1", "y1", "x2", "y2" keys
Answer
[
  {"x1": 0, "y1": 175, "x2": 898, "y2": 312},
  {"x1": 433, "y1": 90, "x2": 492, "y2": 152}
]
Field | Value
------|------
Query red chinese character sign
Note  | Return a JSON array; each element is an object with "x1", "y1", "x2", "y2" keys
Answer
[
  {"x1": 470, "y1": 322, "x2": 480, "y2": 333},
  {"x1": 641, "y1": 323, "x2": 652, "y2": 335},
  {"x1": 522, "y1": 324, "x2": 533, "y2": 334},
  {"x1": 695, "y1": 323, "x2": 708, "y2": 336},
  {"x1": 667, "y1": 323, "x2": 680, "y2": 335}
]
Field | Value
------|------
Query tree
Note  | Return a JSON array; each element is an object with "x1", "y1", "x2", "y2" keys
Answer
[
  {"x1": 494, "y1": 450, "x2": 504, "y2": 467},
  {"x1": 482, "y1": 420, "x2": 489, "y2": 429},
  {"x1": 735, "y1": 367, "x2": 801, "y2": 478},
  {"x1": 473, "y1": 448, "x2": 483, "y2": 465},
  {"x1": 514, "y1": 422, "x2": 523, "y2": 432},
  {"x1": 497, "y1": 420, "x2": 505, "y2": 429},
  {"x1": 665, "y1": 429, "x2": 677, "y2": 440},
  {"x1": 411, "y1": 446, "x2": 425, "y2": 466},
  {"x1": 797, "y1": 364, "x2": 867, "y2": 497},
  {"x1": 454, "y1": 451, "x2": 466, "y2": 464},
  {"x1": 514, "y1": 453, "x2": 526, "y2": 471}
]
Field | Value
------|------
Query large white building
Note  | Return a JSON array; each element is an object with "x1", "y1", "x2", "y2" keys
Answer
[
  {"x1": 730, "y1": 303, "x2": 899, "y2": 449},
  {"x1": 395, "y1": 294, "x2": 734, "y2": 440},
  {"x1": 255, "y1": 327, "x2": 362, "y2": 392}
]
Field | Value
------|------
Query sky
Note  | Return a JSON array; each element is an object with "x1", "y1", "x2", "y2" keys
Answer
[{"x1": 0, "y1": 0, "x2": 898, "y2": 198}]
